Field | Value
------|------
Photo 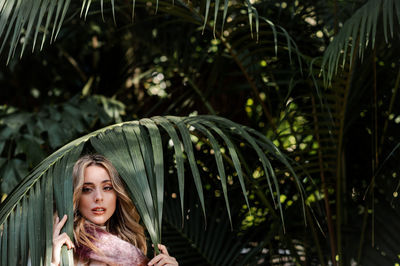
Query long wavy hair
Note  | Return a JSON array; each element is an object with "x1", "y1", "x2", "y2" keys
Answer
[{"x1": 72, "y1": 154, "x2": 147, "y2": 254}]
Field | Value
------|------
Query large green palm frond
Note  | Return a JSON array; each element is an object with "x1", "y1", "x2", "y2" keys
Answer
[
  {"x1": 0, "y1": 0, "x2": 72, "y2": 62},
  {"x1": 0, "y1": 115, "x2": 302, "y2": 266},
  {"x1": 0, "y1": 0, "x2": 259, "y2": 62},
  {"x1": 322, "y1": 0, "x2": 400, "y2": 84},
  {"x1": 161, "y1": 173, "x2": 308, "y2": 265},
  {"x1": 161, "y1": 185, "x2": 249, "y2": 266}
]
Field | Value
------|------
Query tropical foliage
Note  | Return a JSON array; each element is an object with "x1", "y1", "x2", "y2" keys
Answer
[
  {"x1": 2, "y1": 0, "x2": 400, "y2": 265},
  {"x1": 0, "y1": 95, "x2": 125, "y2": 196},
  {"x1": 0, "y1": 115, "x2": 303, "y2": 265}
]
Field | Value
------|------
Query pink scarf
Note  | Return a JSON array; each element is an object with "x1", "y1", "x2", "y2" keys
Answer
[{"x1": 75, "y1": 224, "x2": 149, "y2": 266}]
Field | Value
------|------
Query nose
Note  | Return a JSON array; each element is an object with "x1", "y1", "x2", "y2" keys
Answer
[{"x1": 94, "y1": 189, "x2": 103, "y2": 202}]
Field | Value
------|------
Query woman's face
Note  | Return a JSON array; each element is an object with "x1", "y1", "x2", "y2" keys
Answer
[{"x1": 78, "y1": 165, "x2": 117, "y2": 226}]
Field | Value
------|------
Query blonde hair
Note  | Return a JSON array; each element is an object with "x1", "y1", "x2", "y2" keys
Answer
[{"x1": 73, "y1": 154, "x2": 147, "y2": 254}]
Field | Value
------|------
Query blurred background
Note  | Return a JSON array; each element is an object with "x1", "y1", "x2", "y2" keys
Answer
[{"x1": 1, "y1": 0, "x2": 400, "y2": 264}]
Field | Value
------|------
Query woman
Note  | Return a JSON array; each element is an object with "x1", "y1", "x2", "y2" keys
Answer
[{"x1": 51, "y1": 154, "x2": 178, "y2": 266}]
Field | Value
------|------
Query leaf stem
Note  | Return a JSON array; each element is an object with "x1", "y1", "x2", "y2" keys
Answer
[
  {"x1": 312, "y1": 95, "x2": 336, "y2": 265},
  {"x1": 379, "y1": 67, "x2": 400, "y2": 152},
  {"x1": 306, "y1": 206, "x2": 326, "y2": 266}
]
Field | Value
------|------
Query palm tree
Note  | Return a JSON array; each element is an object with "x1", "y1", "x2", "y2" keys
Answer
[
  {"x1": 315, "y1": 0, "x2": 400, "y2": 264},
  {"x1": 0, "y1": 115, "x2": 304, "y2": 265},
  {"x1": 2, "y1": 0, "x2": 400, "y2": 265}
]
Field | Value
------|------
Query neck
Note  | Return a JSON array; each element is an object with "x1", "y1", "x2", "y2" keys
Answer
[{"x1": 84, "y1": 219, "x2": 108, "y2": 231}]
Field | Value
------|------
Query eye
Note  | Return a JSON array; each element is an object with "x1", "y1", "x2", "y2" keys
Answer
[
  {"x1": 104, "y1": 186, "x2": 114, "y2": 191},
  {"x1": 82, "y1": 187, "x2": 92, "y2": 193}
]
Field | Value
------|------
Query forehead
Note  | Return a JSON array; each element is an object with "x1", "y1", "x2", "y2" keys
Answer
[{"x1": 83, "y1": 165, "x2": 112, "y2": 183}]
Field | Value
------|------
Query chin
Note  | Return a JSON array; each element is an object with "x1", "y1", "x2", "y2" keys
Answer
[{"x1": 88, "y1": 217, "x2": 108, "y2": 226}]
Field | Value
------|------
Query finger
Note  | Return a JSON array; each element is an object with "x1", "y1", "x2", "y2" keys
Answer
[
  {"x1": 59, "y1": 214, "x2": 68, "y2": 227},
  {"x1": 53, "y1": 214, "x2": 67, "y2": 237},
  {"x1": 147, "y1": 254, "x2": 165, "y2": 265},
  {"x1": 62, "y1": 233, "x2": 75, "y2": 249},
  {"x1": 148, "y1": 254, "x2": 175, "y2": 266},
  {"x1": 154, "y1": 257, "x2": 174, "y2": 266},
  {"x1": 158, "y1": 244, "x2": 170, "y2": 256},
  {"x1": 56, "y1": 233, "x2": 75, "y2": 249},
  {"x1": 53, "y1": 216, "x2": 61, "y2": 237},
  {"x1": 52, "y1": 216, "x2": 59, "y2": 234},
  {"x1": 66, "y1": 236, "x2": 75, "y2": 250}
]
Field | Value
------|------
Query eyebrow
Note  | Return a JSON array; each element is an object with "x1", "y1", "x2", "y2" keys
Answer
[{"x1": 83, "y1": 180, "x2": 112, "y2": 185}]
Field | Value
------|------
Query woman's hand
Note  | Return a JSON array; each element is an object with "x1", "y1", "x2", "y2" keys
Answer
[
  {"x1": 147, "y1": 244, "x2": 178, "y2": 266},
  {"x1": 51, "y1": 214, "x2": 75, "y2": 266}
]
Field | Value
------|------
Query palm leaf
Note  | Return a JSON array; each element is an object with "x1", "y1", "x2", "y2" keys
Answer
[
  {"x1": 162, "y1": 191, "x2": 247, "y2": 265},
  {"x1": 0, "y1": 0, "x2": 259, "y2": 62},
  {"x1": 162, "y1": 170, "x2": 312, "y2": 265},
  {"x1": 321, "y1": 0, "x2": 400, "y2": 84},
  {"x1": 0, "y1": 115, "x2": 302, "y2": 264}
]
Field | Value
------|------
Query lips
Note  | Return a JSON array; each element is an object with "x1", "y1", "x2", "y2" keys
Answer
[{"x1": 92, "y1": 207, "x2": 106, "y2": 215}]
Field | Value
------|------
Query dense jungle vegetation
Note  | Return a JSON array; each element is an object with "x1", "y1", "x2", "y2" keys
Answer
[{"x1": 1, "y1": 0, "x2": 400, "y2": 265}]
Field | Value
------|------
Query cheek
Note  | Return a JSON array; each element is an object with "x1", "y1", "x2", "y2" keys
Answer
[
  {"x1": 78, "y1": 195, "x2": 91, "y2": 213},
  {"x1": 110, "y1": 194, "x2": 117, "y2": 212}
]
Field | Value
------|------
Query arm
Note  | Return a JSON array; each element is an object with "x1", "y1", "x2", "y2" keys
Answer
[
  {"x1": 147, "y1": 244, "x2": 178, "y2": 266},
  {"x1": 51, "y1": 215, "x2": 75, "y2": 266}
]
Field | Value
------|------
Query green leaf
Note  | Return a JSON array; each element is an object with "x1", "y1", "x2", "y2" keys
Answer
[
  {"x1": 44, "y1": 171, "x2": 54, "y2": 265},
  {"x1": 167, "y1": 116, "x2": 206, "y2": 222},
  {"x1": 28, "y1": 182, "x2": 39, "y2": 266},
  {"x1": 0, "y1": 116, "x2": 296, "y2": 261},
  {"x1": 140, "y1": 118, "x2": 164, "y2": 239},
  {"x1": 90, "y1": 125, "x2": 162, "y2": 253},
  {"x1": 152, "y1": 116, "x2": 186, "y2": 225},
  {"x1": 0, "y1": 0, "x2": 265, "y2": 61},
  {"x1": 7, "y1": 208, "x2": 17, "y2": 266},
  {"x1": 187, "y1": 121, "x2": 232, "y2": 226},
  {"x1": 1, "y1": 219, "x2": 8, "y2": 266},
  {"x1": 322, "y1": 0, "x2": 400, "y2": 83},
  {"x1": 198, "y1": 119, "x2": 250, "y2": 209},
  {"x1": 162, "y1": 194, "x2": 246, "y2": 265},
  {"x1": 40, "y1": 0, "x2": 57, "y2": 50},
  {"x1": 20, "y1": 197, "x2": 28, "y2": 266},
  {"x1": 32, "y1": 0, "x2": 50, "y2": 51},
  {"x1": 1, "y1": 159, "x2": 28, "y2": 195}
]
